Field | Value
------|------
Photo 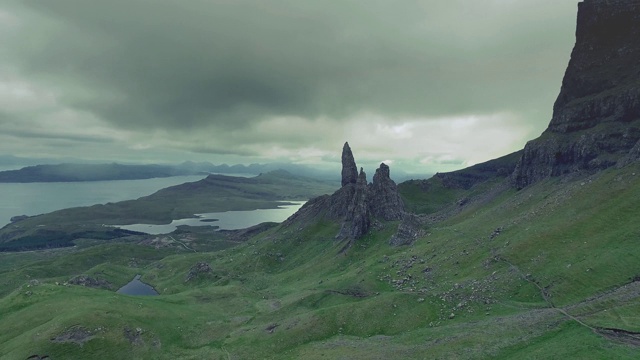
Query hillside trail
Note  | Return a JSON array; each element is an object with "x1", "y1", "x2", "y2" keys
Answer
[
  {"x1": 169, "y1": 235, "x2": 196, "y2": 252},
  {"x1": 500, "y1": 256, "x2": 640, "y2": 346}
]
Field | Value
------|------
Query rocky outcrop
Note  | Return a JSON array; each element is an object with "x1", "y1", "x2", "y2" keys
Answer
[
  {"x1": 50, "y1": 325, "x2": 94, "y2": 346},
  {"x1": 185, "y1": 262, "x2": 212, "y2": 282},
  {"x1": 369, "y1": 164, "x2": 404, "y2": 221},
  {"x1": 68, "y1": 275, "x2": 113, "y2": 289},
  {"x1": 389, "y1": 214, "x2": 426, "y2": 246},
  {"x1": 336, "y1": 168, "x2": 371, "y2": 240},
  {"x1": 512, "y1": 0, "x2": 640, "y2": 189},
  {"x1": 284, "y1": 142, "x2": 406, "y2": 242},
  {"x1": 332, "y1": 152, "x2": 405, "y2": 241},
  {"x1": 9, "y1": 215, "x2": 28, "y2": 223}
]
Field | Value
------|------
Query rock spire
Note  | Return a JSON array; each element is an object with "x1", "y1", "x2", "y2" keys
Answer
[
  {"x1": 341, "y1": 142, "x2": 358, "y2": 187},
  {"x1": 369, "y1": 163, "x2": 404, "y2": 221}
]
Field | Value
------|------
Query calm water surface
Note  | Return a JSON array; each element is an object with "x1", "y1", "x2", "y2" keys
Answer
[
  {"x1": 0, "y1": 175, "x2": 206, "y2": 227},
  {"x1": 116, "y1": 275, "x2": 159, "y2": 296},
  {"x1": 116, "y1": 201, "x2": 306, "y2": 234}
]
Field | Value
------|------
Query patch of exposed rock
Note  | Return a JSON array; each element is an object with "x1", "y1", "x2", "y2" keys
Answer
[
  {"x1": 68, "y1": 274, "x2": 113, "y2": 290},
  {"x1": 123, "y1": 326, "x2": 145, "y2": 346},
  {"x1": 389, "y1": 214, "x2": 426, "y2": 246},
  {"x1": 50, "y1": 326, "x2": 94, "y2": 346},
  {"x1": 512, "y1": 0, "x2": 640, "y2": 189},
  {"x1": 185, "y1": 262, "x2": 212, "y2": 282}
]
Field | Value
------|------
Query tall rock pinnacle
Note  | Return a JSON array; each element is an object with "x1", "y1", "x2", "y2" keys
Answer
[
  {"x1": 341, "y1": 142, "x2": 358, "y2": 187},
  {"x1": 337, "y1": 168, "x2": 371, "y2": 240}
]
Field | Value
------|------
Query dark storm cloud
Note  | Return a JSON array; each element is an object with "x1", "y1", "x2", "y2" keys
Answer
[
  {"x1": 0, "y1": 0, "x2": 581, "y2": 171},
  {"x1": 3, "y1": 127, "x2": 114, "y2": 143},
  {"x1": 8, "y1": 0, "x2": 576, "y2": 133}
]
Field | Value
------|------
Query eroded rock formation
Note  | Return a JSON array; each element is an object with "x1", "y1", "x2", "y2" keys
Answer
[
  {"x1": 512, "y1": 0, "x2": 640, "y2": 188},
  {"x1": 369, "y1": 163, "x2": 405, "y2": 221},
  {"x1": 284, "y1": 142, "x2": 405, "y2": 242},
  {"x1": 336, "y1": 167, "x2": 371, "y2": 240}
]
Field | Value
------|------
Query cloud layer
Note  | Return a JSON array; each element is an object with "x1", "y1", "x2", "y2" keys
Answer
[{"x1": 0, "y1": 0, "x2": 579, "y2": 173}]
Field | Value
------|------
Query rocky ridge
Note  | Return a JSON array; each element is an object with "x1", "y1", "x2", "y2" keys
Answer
[
  {"x1": 284, "y1": 142, "x2": 407, "y2": 244},
  {"x1": 512, "y1": 0, "x2": 640, "y2": 188}
]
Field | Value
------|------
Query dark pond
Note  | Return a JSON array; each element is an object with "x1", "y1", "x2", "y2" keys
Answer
[{"x1": 116, "y1": 275, "x2": 159, "y2": 296}]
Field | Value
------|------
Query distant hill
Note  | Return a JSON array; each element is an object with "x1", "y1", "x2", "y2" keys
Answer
[
  {"x1": 0, "y1": 163, "x2": 186, "y2": 182},
  {"x1": 0, "y1": 158, "x2": 428, "y2": 183},
  {"x1": 0, "y1": 170, "x2": 337, "y2": 251},
  {"x1": 0, "y1": 161, "x2": 340, "y2": 183}
]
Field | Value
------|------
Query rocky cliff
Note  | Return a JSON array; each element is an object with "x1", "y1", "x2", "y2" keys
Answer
[
  {"x1": 284, "y1": 142, "x2": 405, "y2": 242},
  {"x1": 512, "y1": 0, "x2": 640, "y2": 189}
]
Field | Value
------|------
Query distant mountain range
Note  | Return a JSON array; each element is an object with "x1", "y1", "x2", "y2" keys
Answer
[
  {"x1": 0, "y1": 161, "x2": 330, "y2": 183},
  {"x1": 0, "y1": 159, "x2": 426, "y2": 183}
]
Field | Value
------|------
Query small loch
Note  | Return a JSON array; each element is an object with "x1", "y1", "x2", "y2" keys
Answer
[
  {"x1": 115, "y1": 201, "x2": 306, "y2": 235},
  {"x1": 116, "y1": 275, "x2": 159, "y2": 296}
]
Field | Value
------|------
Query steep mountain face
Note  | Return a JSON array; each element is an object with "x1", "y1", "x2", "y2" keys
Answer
[
  {"x1": 512, "y1": 0, "x2": 640, "y2": 189},
  {"x1": 285, "y1": 142, "x2": 405, "y2": 242}
]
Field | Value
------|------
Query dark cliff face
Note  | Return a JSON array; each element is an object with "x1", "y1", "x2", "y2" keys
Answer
[{"x1": 512, "y1": 0, "x2": 640, "y2": 189}]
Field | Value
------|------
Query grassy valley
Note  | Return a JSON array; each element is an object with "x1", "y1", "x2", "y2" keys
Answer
[
  {"x1": 2, "y1": 1, "x2": 640, "y2": 359},
  {"x1": 1, "y1": 161, "x2": 639, "y2": 359}
]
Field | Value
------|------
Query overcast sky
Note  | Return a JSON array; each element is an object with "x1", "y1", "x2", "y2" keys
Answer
[{"x1": 0, "y1": 0, "x2": 579, "y2": 174}]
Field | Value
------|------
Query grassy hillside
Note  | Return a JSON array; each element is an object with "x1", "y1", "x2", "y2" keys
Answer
[
  {"x1": 1, "y1": 161, "x2": 640, "y2": 359},
  {"x1": 399, "y1": 150, "x2": 521, "y2": 215}
]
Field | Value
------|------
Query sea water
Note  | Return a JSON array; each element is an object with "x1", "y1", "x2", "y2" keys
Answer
[{"x1": 0, "y1": 175, "x2": 206, "y2": 227}]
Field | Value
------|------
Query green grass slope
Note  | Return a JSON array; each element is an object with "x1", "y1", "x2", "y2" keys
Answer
[
  {"x1": 1, "y1": 163, "x2": 640, "y2": 359},
  {"x1": 399, "y1": 150, "x2": 521, "y2": 214}
]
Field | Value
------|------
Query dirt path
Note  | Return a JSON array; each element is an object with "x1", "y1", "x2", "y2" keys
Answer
[
  {"x1": 500, "y1": 256, "x2": 640, "y2": 346},
  {"x1": 169, "y1": 235, "x2": 196, "y2": 252}
]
